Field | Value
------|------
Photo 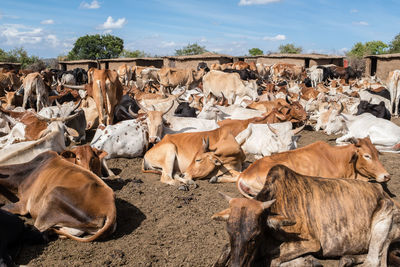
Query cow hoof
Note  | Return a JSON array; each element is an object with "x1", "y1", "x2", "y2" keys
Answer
[
  {"x1": 209, "y1": 176, "x2": 219, "y2": 183},
  {"x1": 178, "y1": 185, "x2": 189, "y2": 191}
]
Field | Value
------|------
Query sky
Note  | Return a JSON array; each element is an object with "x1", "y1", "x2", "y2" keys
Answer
[{"x1": 0, "y1": 0, "x2": 399, "y2": 58}]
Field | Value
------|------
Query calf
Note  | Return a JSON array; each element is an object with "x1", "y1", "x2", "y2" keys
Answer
[
  {"x1": 0, "y1": 151, "x2": 116, "y2": 242},
  {"x1": 237, "y1": 137, "x2": 389, "y2": 198},
  {"x1": 213, "y1": 165, "x2": 400, "y2": 267}
]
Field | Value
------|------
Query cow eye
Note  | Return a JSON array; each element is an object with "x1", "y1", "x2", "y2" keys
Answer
[
  {"x1": 195, "y1": 159, "x2": 201, "y2": 162},
  {"x1": 363, "y1": 154, "x2": 371, "y2": 160}
]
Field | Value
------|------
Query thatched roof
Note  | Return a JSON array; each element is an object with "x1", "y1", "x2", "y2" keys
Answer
[{"x1": 364, "y1": 53, "x2": 400, "y2": 59}]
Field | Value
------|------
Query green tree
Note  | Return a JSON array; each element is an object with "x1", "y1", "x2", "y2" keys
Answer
[
  {"x1": 389, "y1": 33, "x2": 400, "y2": 53},
  {"x1": 348, "y1": 40, "x2": 388, "y2": 58},
  {"x1": 0, "y1": 47, "x2": 41, "y2": 69},
  {"x1": 278, "y1": 43, "x2": 302, "y2": 54},
  {"x1": 248, "y1": 48, "x2": 263, "y2": 56},
  {"x1": 67, "y1": 34, "x2": 124, "y2": 60},
  {"x1": 120, "y1": 49, "x2": 149, "y2": 58},
  {"x1": 175, "y1": 43, "x2": 207, "y2": 56}
]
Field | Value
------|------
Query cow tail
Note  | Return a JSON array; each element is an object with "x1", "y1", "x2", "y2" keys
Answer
[{"x1": 53, "y1": 201, "x2": 117, "y2": 242}]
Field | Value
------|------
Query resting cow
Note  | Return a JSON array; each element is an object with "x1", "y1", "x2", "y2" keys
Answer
[
  {"x1": 0, "y1": 151, "x2": 116, "y2": 242},
  {"x1": 213, "y1": 165, "x2": 400, "y2": 267},
  {"x1": 237, "y1": 137, "x2": 389, "y2": 198}
]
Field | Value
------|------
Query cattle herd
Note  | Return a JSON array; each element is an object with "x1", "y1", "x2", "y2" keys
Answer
[{"x1": 1, "y1": 60, "x2": 400, "y2": 266}]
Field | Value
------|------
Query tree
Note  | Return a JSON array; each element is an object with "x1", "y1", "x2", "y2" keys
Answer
[
  {"x1": 389, "y1": 33, "x2": 400, "y2": 53},
  {"x1": 175, "y1": 43, "x2": 207, "y2": 56},
  {"x1": 348, "y1": 40, "x2": 388, "y2": 58},
  {"x1": 0, "y1": 47, "x2": 41, "y2": 69},
  {"x1": 278, "y1": 43, "x2": 302, "y2": 54},
  {"x1": 67, "y1": 34, "x2": 124, "y2": 60},
  {"x1": 248, "y1": 48, "x2": 263, "y2": 56},
  {"x1": 120, "y1": 49, "x2": 149, "y2": 58}
]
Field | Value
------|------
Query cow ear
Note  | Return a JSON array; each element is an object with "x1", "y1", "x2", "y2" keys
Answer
[
  {"x1": 212, "y1": 208, "x2": 231, "y2": 221},
  {"x1": 92, "y1": 147, "x2": 108, "y2": 160},
  {"x1": 267, "y1": 215, "x2": 296, "y2": 230},
  {"x1": 61, "y1": 150, "x2": 76, "y2": 159},
  {"x1": 350, "y1": 152, "x2": 358, "y2": 163},
  {"x1": 202, "y1": 137, "x2": 210, "y2": 152}
]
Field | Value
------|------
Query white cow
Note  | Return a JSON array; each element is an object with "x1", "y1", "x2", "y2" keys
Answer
[
  {"x1": 336, "y1": 113, "x2": 400, "y2": 152},
  {"x1": 202, "y1": 71, "x2": 259, "y2": 105},
  {"x1": 235, "y1": 122, "x2": 301, "y2": 159},
  {"x1": 214, "y1": 105, "x2": 265, "y2": 120},
  {"x1": 309, "y1": 68, "x2": 323, "y2": 88},
  {"x1": 90, "y1": 120, "x2": 149, "y2": 159},
  {"x1": 163, "y1": 117, "x2": 219, "y2": 136}
]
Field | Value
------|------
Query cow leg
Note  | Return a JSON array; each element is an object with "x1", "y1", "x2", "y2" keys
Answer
[
  {"x1": 339, "y1": 254, "x2": 367, "y2": 267},
  {"x1": 364, "y1": 199, "x2": 394, "y2": 267},
  {"x1": 101, "y1": 158, "x2": 116, "y2": 178},
  {"x1": 280, "y1": 255, "x2": 322, "y2": 267},
  {"x1": 1, "y1": 201, "x2": 28, "y2": 216},
  {"x1": 336, "y1": 134, "x2": 354, "y2": 144},
  {"x1": 270, "y1": 240, "x2": 321, "y2": 266}
]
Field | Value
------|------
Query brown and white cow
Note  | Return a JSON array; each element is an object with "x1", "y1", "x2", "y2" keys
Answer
[
  {"x1": 213, "y1": 165, "x2": 400, "y2": 267},
  {"x1": 237, "y1": 137, "x2": 390, "y2": 198},
  {"x1": 20, "y1": 72, "x2": 49, "y2": 111},
  {"x1": 117, "y1": 64, "x2": 132, "y2": 86},
  {"x1": 0, "y1": 151, "x2": 116, "y2": 242}
]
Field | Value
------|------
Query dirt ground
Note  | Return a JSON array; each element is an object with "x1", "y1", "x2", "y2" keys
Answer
[{"x1": 11, "y1": 120, "x2": 400, "y2": 267}]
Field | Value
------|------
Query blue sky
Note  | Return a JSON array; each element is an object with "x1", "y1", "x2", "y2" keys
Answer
[{"x1": 0, "y1": 0, "x2": 399, "y2": 58}]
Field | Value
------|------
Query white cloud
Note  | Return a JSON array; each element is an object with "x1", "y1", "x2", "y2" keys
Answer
[
  {"x1": 350, "y1": 9, "x2": 359, "y2": 13},
  {"x1": 41, "y1": 19, "x2": 54, "y2": 25},
  {"x1": 0, "y1": 24, "x2": 44, "y2": 45},
  {"x1": 98, "y1": 16, "x2": 127, "y2": 30},
  {"x1": 239, "y1": 0, "x2": 282, "y2": 6},
  {"x1": 353, "y1": 21, "x2": 369, "y2": 26},
  {"x1": 46, "y1": 34, "x2": 59, "y2": 47},
  {"x1": 80, "y1": 0, "x2": 100, "y2": 9},
  {"x1": 263, "y1": 34, "x2": 286, "y2": 41},
  {"x1": 160, "y1": 41, "x2": 177, "y2": 47}
]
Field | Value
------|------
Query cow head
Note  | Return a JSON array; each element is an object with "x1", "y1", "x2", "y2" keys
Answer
[
  {"x1": 212, "y1": 193, "x2": 277, "y2": 267},
  {"x1": 137, "y1": 101, "x2": 174, "y2": 144},
  {"x1": 350, "y1": 137, "x2": 390, "y2": 182},
  {"x1": 183, "y1": 137, "x2": 222, "y2": 180},
  {"x1": 61, "y1": 145, "x2": 107, "y2": 177}
]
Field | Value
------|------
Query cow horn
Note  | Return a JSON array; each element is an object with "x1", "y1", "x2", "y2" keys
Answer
[
  {"x1": 128, "y1": 106, "x2": 138, "y2": 118},
  {"x1": 285, "y1": 95, "x2": 292, "y2": 105},
  {"x1": 72, "y1": 99, "x2": 82, "y2": 111},
  {"x1": 338, "y1": 102, "x2": 344, "y2": 114},
  {"x1": 267, "y1": 123, "x2": 278, "y2": 135},
  {"x1": 292, "y1": 124, "x2": 305, "y2": 135},
  {"x1": 218, "y1": 192, "x2": 233, "y2": 203},
  {"x1": 162, "y1": 101, "x2": 174, "y2": 115},
  {"x1": 261, "y1": 199, "x2": 276, "y2": 210},
  {"x1": 62, "y1": 84, "x2": 86, "y2": 90},
  {"x1": 202, "y1": 137, "x2": 210, "y2": 152}
]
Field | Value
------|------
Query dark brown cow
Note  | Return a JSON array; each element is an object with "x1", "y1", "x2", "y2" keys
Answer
[
  {"x1": 0, "y1": 151, "x2": 116, "y2": 242},
  {"x1": 213, "y1": 165, "x2": 400, "y2": 267}
]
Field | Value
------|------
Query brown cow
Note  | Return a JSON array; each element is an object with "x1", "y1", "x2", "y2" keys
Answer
[
  {"x1": 91, "y1": 69, "x2": 123, "y2": 125},
  {"x1": 213, "y1": 165, "x2": 400, "y2": 267},
  {"x1": 237, "y1": 137, "x2": 390, "y2": 198},
  {"x1": 60, "y1": 145, "x2": 108, "y2": 177},
  {"x1": 117, "y1": 64, "x2": 132, "y2": 86},
  {"x1": 157, "y1": 67, "x2": 205, "y2": 95},
  {"x1": 0, "y1": 151, "x2": 116, "y2": 242}
]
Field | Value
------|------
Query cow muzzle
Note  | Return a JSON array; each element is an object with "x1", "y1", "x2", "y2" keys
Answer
[
  {"x1": 377, "y1": 173, "x2": 391, "y2": 183},
  {"x1": 149, "y1": 136, "x2": 160, "y2": 144}
]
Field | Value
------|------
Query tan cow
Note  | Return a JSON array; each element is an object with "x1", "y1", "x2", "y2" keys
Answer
[
  {"x1": 91, "y1": 69, "x2": 123, "y2": 125},
  {"x1": 20, "y1": 72, "x2": 49, "y2": 111},
  {"x1": 142, "y1": 125, "x2": 245, "y2": 186},
  {"x1": 0, "y1": 151, "x2": 116, "y2": 242},
  {"x1": 117, "y1": 64, "x2": 132, "y2": 86},
  {"x1": 157, "y1": 67, "x2": 205, "y2": 95},
  {"x1": 237, "y1": 137, "x2": 390, "y2": 198}
]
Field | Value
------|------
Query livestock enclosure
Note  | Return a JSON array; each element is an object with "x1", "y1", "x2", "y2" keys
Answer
[
  {"x1": 365, "y1": 53, "x2": 400, "y2": 81},
  {"x1": 12, "y1": 124, "x2": 400, "y2": 267},
  {"x1": 58, "y1": 53, "x2": 345, "y2": 71}
]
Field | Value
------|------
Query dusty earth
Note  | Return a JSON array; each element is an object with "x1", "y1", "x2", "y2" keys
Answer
[{"x1": 6, "y1": 120, "x2": 400, "y2": 267}]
